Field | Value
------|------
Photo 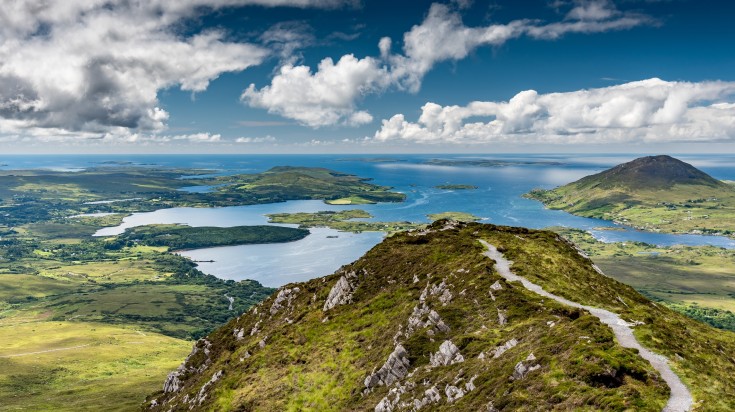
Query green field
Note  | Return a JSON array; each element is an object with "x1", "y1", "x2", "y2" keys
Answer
[
  {"x1": 0, "y1": 321, "x2": 191, "y2": 412},
  {"x1": 554, "y1": 228, "x2": 735, "y2": 330},
  {"x1": 0, "y1": 164, "x2": 410, "y2": 410}
]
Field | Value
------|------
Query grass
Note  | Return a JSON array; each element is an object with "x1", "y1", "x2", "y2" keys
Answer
[
  {"x1": 0, "y1": 320, "x2": 191, "y2": 412},
  {"x1": 150, "y1": 222, "x2": 735, "y2": 411},
  {"x1": 427, "y1": 211, "x2": 481, "y2": 221},
  {"x1": 550, "y1": 227, "x2": 735, "y2": 330},
  {"x1": 113, "y1": 224, "x2": 309, "y2": 250},
  {"x1": 267, "y1": 209, "x2": 423, "y2": 233},
  {"x1": 527, "y1": 178, "x2": 735, "y2": 238}
]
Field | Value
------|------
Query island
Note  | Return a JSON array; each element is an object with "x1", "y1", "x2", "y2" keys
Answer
[
  {"x1": 434, "y1": 184, "x2": 479, "y2": 190},
  {"x1": 525, "y1": 155, "x2": 735, "y2": 237},
  {"x1": 427, "y1": 211, "x2": 481, "y2": 221},
  {"x1": 423, "y1": 158, "x2": 564, "y2": 167}
]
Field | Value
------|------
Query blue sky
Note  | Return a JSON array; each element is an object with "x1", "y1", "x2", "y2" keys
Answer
[{"x1": 1, "y1": 0, "x2": 734, "y2": 153}]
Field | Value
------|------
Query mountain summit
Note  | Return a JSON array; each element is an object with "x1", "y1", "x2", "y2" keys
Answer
[
  {"x1": 570, "y1": 155, "x2": 726, "y2": 191},
  {"x1": 147, "y1": 222, "x2": 734, "y2": 411},
  {"x1": 526, "y1": 155, "x2": 735, "y2": 236}
]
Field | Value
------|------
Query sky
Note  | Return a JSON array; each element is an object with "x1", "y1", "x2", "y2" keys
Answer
[{"x1": 1, "y1": 0, "x2": 735, "y2": 154}]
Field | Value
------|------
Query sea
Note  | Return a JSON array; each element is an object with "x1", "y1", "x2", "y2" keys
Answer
[{"x1": 3, "y1": 154, "x2": 735, "y2": 287}]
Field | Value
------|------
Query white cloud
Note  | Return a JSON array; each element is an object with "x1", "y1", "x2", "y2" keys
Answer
[
  {"x1": 0, "y1": 0, "x2": 354, "y2": 139},
  {"x1": 372, "y1": 78, "x2": 735, "y2": 144},
  {"x1": 244, "y1": 0, "x2": 653, "y2": 127},
  {"x1": 241, "y1": 54, "x2": 389, "y2": 127},
  {"x1": 235, "y1": 135, "x2": 277, "y2": 143}
]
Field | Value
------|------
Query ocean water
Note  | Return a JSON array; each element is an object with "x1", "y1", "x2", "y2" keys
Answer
[{"x1": 4, "y1": 154, "x2": 735, "y2": 287}]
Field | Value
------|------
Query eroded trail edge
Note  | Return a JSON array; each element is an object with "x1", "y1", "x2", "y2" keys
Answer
[{"x1": 480, "y1": 240, "x2": 692, "y2": 412}]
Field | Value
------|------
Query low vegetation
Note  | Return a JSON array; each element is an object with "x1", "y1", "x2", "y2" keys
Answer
[
  {"x1": 149, "y1": 222, "x2": 735, "y2": 411},
  {"x1": 552, "y1": 227, "x2": 735, "y2": 331},
  {"x1": 113, "y1": 224, "x2": 309, "y2": 250},
  {"x1": 526, "y1": 155, "x2": 735, "y2": 237}
]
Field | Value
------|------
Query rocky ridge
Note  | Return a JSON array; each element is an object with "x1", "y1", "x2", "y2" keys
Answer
[{"x1": 147, "y1": 221, "x2": 735, "y2": 411}]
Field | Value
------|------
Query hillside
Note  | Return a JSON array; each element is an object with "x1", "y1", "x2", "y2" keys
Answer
[
  {"x1": 526, "y1": 156, "x2": 735, "y2": 236},
  {"x1": 147, "y1": 221, "x2": 735, "y2": 411}
]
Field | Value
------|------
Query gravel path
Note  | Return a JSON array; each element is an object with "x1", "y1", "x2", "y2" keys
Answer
[{"x1": 480, "y1": 240, "x2": 692, "y2": 412}]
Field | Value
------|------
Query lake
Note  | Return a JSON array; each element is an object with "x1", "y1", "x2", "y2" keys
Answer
[{"x1": 5, "y1": 154, "x2": 735, "y2": 286}]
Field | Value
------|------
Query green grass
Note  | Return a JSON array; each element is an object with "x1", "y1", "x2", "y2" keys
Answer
[
  {"x1": 267, "y1": 209, "x2": 423, "y2": 233},
  {"x1": 527, "y1": 180, "x2": 735, "y2": 238},
  {"x1": 427, "y1": 211, "x2": 481, "y2": 221},
  {"x1": 149, "y1": 222, "x2": 735, "y2": 411},
  {"x1": 113, "y1": 224, "x2": 309, "y2": 250},
  {"x1": 0, "y1": 321, "x2": 191, "y2": 412},
  {"x1": 549, "y1": 227, "x2": 735, "y2": 331}
]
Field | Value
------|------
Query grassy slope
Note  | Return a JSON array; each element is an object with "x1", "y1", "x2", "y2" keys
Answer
[
  {"x1": 0, "y1": 321, "x2": 191, "y2": 412},
  {"x1": 526, "y1": 157, "x2": 735, "y2": 236},
  {"x1": 149, "y1": 222, "x2": 735, "y2": 411},
  {"x1": 551, "y1": 228, "x2": 735, "y2": 331}
]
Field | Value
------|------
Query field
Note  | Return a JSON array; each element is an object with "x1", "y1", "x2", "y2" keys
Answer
[
  {"x1": 0, "y1": 321, "x2": 191, "y2": 412},
  {"x1": 554, "y1": 228, "x2": 735, "y2": 330},
  {"x1": 0, "y1": 164, "x2": 411, "y2": 409}
]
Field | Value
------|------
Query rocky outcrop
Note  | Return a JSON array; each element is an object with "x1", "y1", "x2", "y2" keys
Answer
[
  {"x1": 162, "y1": 339, "x2": 213, "y2": 395},
  {"x1": 511, "y1": 353, "x2": 540, "y2": 380},
  {"x1": 406, "y1": 302, "x2": 450, "y2": 336},
  {"x1": 270, "y1": 287, "x2": 299, "y2": 315},
  {"x1": 429, "y1": 340, "x2": 464, "y2": 367},
  {"x1": 492, "y1": 338, "x2": 518, "y2": 358},
  {"x1": 194, "y1": 370, "x2": 223, "y2": 405},
  {"x1": 365, "y1": 345, "x2": 411, "y2": 389},
  {"x1": 324, "y1": 270, "x2": 359, "y2": 311}
]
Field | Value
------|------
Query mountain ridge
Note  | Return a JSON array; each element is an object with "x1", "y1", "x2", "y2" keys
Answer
[{"x1": 147, "y1": 221, "x2": 735, "y2": 411}]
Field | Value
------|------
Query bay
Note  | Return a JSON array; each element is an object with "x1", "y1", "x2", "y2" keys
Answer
[{"x1": 5, "y1": 154, "x2": 735, "y2": 286}]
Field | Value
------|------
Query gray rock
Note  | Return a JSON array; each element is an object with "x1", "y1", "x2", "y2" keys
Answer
[
  {"x1": 270, "y1": 287, "x2": 300, "y2": 315},
  {"x1": 511, "y1": 357, "x2": 540, "y2": 380},
  {"x1": 195, "y1": 370, "x2": 223, "y2": 405},
  {"x1": 365, "y1": 345, "x2": 411, "y2": 388},
  {"x1": 406, "y1": 303, "x2": 451, "y2": 336},
  {"x1": 490, "y1": 280, "x2": 503, "y2": 291},
  {"x1": 233, "y1": 328, "x2": 244, "y2": 340},
  {"x1": 429, "y1": 340, "x2": 464, "y2": 367},
  {"x1": 445, "y1": 384, "x2": 465, "y2": 402},
  {"x1": 323, "y1": 271, "x2": 358, "y2": 311},
  {"x1": 492, "y1": 338, "x2": 518, "y2": 358},
  {"x1": 497, "y1": 309, "x2": 507, "y2": 326}
]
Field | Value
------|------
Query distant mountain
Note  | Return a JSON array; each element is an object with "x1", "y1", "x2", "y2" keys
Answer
[
  {"x1": 566, "y1": 155, "x2": 727, "y2": 191},
  {"x1": 147, "y1": 221, "x2": 734, "y2": 411},
  {"x1": 526, "y1": 155, "x2": 735, "y2": 236}
]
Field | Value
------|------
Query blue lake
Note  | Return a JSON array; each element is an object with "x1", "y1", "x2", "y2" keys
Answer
[{"x1": 4, "y1": 154, "x2": 735, "y2": 286}]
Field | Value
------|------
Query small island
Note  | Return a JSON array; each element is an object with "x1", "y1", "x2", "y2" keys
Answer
[
  {"x1": 427, "y1": 211, "x2": 481, "y2": 222},
  {"x1": 434, "y1": 184, "x2": 478, "y2": 190},
  {"x1": 267, "y1": 210, "x2": 422, "y2": 233}
]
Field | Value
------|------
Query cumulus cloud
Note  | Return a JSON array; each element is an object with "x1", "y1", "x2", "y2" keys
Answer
[
  {"x1": 0, "y1": 0, "x2": 354, "y2": 139},
  {"x1": 241, "y1": 54, "x2": 389, "y2": 127},
  {"x1": 244, "y1": 0, "x2": 653, "y2": 126},
  {"x1": 372, "y1": 78, "x2": 735, "y2": 144}
]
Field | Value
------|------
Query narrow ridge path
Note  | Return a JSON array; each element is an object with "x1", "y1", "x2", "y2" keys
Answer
[{"x1": 480, "y1": 240, "x2": 692, "y2": 412}]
